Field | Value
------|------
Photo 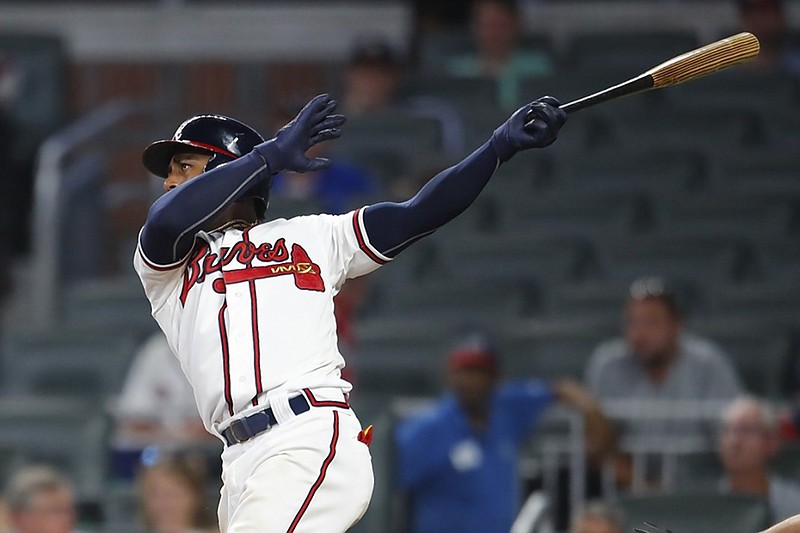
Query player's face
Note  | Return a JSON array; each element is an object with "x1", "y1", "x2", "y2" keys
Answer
[
  {"x1": 623, "y1": 298, "x2": 681, "y2": 366},
  {"x1": 472, "y1": 1, "x2": 519, "y2": 58},
  {"x1": 719, "y1": 402, "x2": 778, "y2": 474},
  {"x1": 163, "y1": 152, "x2": 213, "y2": 192},
  {"x1": 450, "y1": 366, "x2": 497, "y2": 415},
  {"x1": 13, "y1": 487, "x2": 76, "y2": 533},
  {"x1": 140, "y1": 467, "x2": 199, "y2": 531}
]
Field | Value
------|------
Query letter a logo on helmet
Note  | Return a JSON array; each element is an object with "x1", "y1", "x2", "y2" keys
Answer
[{"x1": 142, "y1": 114, "x2": 272, "y2": 219}]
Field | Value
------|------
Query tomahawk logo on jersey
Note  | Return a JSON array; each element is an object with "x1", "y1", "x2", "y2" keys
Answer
[{"x1": 180, "y1": 236, "x2": 325, "y2": 302}]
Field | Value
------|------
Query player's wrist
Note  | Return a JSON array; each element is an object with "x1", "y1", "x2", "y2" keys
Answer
[
  {"x1": 253, "y1": 139, "x2": 285, "y2": 174},
  {"x1": 489, "y1": 128, "x2": 515, "y2": 163}
]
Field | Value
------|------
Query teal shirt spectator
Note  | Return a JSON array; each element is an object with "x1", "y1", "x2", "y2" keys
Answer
[
  {"x1": 395, "y1": 380, "x2": 554, "y2": 533},
  {"x1": 445, "y1": 50, "x2": 553, "y2": 110}
]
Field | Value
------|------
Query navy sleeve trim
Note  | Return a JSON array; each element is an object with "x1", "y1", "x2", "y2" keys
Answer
[{"x1": 352, "y1": 208, "x2": 391, "y2": 265}]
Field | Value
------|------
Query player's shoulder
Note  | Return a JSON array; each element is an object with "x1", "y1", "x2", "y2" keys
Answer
[
  {"x1": 587, "y1": 337, "x2": 629, "y2": 366},
  {"x1": 495, "y1": 380, "x2": 554, "y2": 413},
  {"x1": 396, "y1": 397, "x2": 456, "y2": 436},
  {"x1": 679, "y1": 332, "x2": 731, "y2": 366}
]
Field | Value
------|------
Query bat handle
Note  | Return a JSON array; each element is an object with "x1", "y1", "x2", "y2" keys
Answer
[{"x1": 526, "y1": 73, "x2": 654, "y2": 122}]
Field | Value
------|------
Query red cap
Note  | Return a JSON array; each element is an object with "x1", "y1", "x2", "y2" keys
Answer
[{"x1": 449, "y1": 348, "x2": 497, "y2": 371}]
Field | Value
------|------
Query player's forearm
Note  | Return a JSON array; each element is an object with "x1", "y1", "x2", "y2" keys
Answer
[
  {"x1": 140, "y1": 151, "x2": 270, "y2": 264},
  {"x1": 362, "y1": 140, "x2": 499, "y2": 257}
]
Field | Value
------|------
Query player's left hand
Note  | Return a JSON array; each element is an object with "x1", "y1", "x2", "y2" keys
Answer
[
  {"x1": 491, "y1": 95, "x2": 566, "y2": 162},
  {"x1": 256, "y1": 93, "x2": 346, "y2": 173}
]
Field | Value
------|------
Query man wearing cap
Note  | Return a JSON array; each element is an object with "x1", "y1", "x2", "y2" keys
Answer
[
  {"x1": 584, "y1": 276, "x2": 742, "y2": 489},
  {"x1": 394, "y1": 333, "x2": 613, "y2": 533}
]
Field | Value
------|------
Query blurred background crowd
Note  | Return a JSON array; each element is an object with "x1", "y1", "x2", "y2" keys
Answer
[{"x1": 0, "y1": 0, "x2": 797, "y2": 532}]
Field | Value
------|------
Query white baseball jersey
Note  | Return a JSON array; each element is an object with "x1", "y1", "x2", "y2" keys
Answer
[{"x1": 133, "y1": 208, "x2": 389, "y2": 437}]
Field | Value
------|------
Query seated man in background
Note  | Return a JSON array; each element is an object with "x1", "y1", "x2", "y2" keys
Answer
[
  {"x1": 445, "y1": 0, "x2": 552, "y2": 110},
  {"x1": 395, "y1": 332, "x2": 614, "y2": 533},
  {"x1": 5, "y1": 465, "x2": 80, "y2": 533},
  {"x1": 570, "y1": 500, "x2": 626, "y2": 533},
  {"x1": 112, "y1": 332, "x2": 217, "y2": 480},
  {"x1": 719, "y1": 395, "x2": 800, "y2": 524},
  {"x1": 584, "y1": 276, "x2": 742, "y2": 489}
]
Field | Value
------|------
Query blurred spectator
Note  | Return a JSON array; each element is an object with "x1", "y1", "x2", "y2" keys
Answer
[
  {"x1": 395, "y1": 331, "x2": 613, "y2": 533},
  {"x1": 570, "y1": 500, "x2": 626, "y2": 533},
  {"x1": 340, "y1": 36, "x2": 465, "y2": 156},
  {"x1": 737, "y1": 0, "x2": 800, "y2": 77},
  {"x1": 111, "y1": 332, "x2": 217, "y2": 480},
  {"x1": 444, "y1": 0, "x2": 552, "y2": 110},
  {"x1": 718, "y1": 396, "x2": 800, "y2": 523},
  {"x1": 342, "y1": 38, "x2": 404, "y2": 118},
  {"x1": 584, "y1": 276, "x2": 742, "y2": 488},
  {"x1": 5, "y1": 465, "x2": 80, "y2": 533},
  {"x1": 136, "y1": 455, "x2": 217, "y2": 533}
]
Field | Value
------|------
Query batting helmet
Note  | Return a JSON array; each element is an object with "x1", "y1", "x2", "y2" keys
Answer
[{"x1": 142, "y1": 114, "x2": 272, "y2": 219}]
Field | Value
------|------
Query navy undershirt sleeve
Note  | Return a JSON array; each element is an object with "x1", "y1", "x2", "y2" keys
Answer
[
  {"x1": 140, "y1": 151, "x2": 270, "y2": 266},
  {"x1": 363, "y1": 141, "x2": 500, "y2": 257}
]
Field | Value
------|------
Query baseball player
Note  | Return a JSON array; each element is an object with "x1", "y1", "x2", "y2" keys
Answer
[{"x1": 133, "y1": 93, "x2": 566, "y2": 533}]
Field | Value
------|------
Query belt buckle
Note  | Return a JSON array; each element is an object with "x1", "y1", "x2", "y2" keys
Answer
[{"x1": 228, "y1": 417, "x2": 253, "y2": 444}]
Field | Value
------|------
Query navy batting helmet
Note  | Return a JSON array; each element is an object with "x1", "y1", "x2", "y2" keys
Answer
[{"x1": 142, "y1": 114, "x2": 272, "y2": 219}]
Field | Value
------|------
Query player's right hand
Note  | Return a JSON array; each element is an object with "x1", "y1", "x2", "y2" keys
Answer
[
  {"x1": 490, "y1": 95, "x2": 566, "y2": 162},
  {"x1": 256, "y1": 94, "x2": 346, "y2": 173}
]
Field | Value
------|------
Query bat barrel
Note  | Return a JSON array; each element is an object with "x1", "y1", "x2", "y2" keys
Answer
[{"x1": 646, "y1": 32, "x2": 760, "y2": 89}]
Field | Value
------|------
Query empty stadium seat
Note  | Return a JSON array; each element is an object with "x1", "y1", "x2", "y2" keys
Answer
[
  {"x1": 708, "y1": 282, "x2": 800, "y2": 326},
  {"x1": 709, "y1": 149, "x2": 800, "y2": 195},
  {"x1": 430, "y1": 231, "x2": 595, "y2": 285},
  {"x1": 619, "y1": 492, "x2": 770, "y2": 533},
  {"x1": 404, "y1": 75, "x2": 501, "y2": 111},
  {"x1": 0, "y1": 396, "x2": 110, "y2": 501},
  {"x1": 495, "y1": 190, "x2": 646, "y2": 239},
  {"x1": 688, "y1": 318, "x2": 794, "y2": 400},
  {"x1": 497, "y1": 317, "x2": 618, "y2": 381},
  {"x1": 2, "y1": 327, "x2": 140, "y2": 399},
  {"x1": 565, "y1": 30, "x2": 699, "y2": 71},
  {"x1": 62, "y1": 279, "x2": 156, "y2": 334},
  {"x1": 751, "y1": 237, "x2": 800, "y2": 282},
  {"x1": 601, "y1": 106, "x2": 758, "y2": 152},
  {"x1": 372, "y1": 278, "x2": 527, "y2": 322},
  {"x1": 595, "y1": 235, "x2": 749, "y2": 287},
  {"x1": 543, "y1": 280, "x2": 631, "y2": 319},
  {"x1": 651, "y1": 192, "x2": 795, "y2": 241},
  {"x1": 552, "y1": 148, "x2": 707, "y2": 193},
  {"x1": 664, "y1": 69, "x2": 799, "y2": 113}
]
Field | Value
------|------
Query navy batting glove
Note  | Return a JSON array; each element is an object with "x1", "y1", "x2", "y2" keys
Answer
[
  {"x1": 255, "y1": 93, "x2": 346, "y2": 173},
  {"x1": 490, "y1": 95, "x2": 566, "y2": 162}
]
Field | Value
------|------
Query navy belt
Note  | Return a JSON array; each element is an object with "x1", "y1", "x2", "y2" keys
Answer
[{"x1": 222, "y1": 394, "x2": 310, "y2": 446}]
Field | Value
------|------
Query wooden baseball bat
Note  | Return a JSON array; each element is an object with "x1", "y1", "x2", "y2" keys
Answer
[{"x1": 537, "y1": 32, "x2": 761, "y2": 116}]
